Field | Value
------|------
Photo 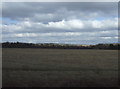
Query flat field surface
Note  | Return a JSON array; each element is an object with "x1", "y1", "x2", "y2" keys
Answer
[{"x1": 2, "y1": 48, "x2": 118, "y2": 87}]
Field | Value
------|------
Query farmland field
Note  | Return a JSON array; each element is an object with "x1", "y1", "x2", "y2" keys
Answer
[{"x1": 2, "y1": 48, "x2": 118, "y2": 87}]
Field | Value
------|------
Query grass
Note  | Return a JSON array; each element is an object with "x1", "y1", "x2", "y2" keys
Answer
[{"x1": 2, "y1": 48, "x2": 118, "y2": 87}]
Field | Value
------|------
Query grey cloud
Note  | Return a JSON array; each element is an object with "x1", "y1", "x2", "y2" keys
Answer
[{"x1": 2, "y1": 2, "x2": 118, "y2": 21}]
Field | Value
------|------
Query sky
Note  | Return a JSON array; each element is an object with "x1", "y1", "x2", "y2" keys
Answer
[{"x1": 2, "y1": 2, "x2": 118, "y2": 45}]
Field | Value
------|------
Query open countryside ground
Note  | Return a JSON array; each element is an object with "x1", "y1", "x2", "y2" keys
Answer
[{"x1": 2, "y1": 48, "x2": 118, "y2": 87}]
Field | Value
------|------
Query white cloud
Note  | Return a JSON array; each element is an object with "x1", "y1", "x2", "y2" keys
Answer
[
  {"x1": 2, "y1": 17, "x2": 118, "y2": 35},
  {"x1": 92, "y1": 20, "x2": 103, "y2": 28},
  {"x1": 2, "y1": 17, "x2": 118, "y2": 33},
  {"x1": 101, "y1": 37, "x2": 112, "y2": 39},
  {"x1": 47, "y1": 19, "x2": 84, "y2": 29},
  {"x1": 15, "y1": 33, "x2": 37, "y2": 37},
  {"x1": 47, "y1": 20, "x2": 70, "y2": 29}
]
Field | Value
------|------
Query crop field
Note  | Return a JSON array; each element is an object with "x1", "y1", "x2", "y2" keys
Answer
[{"x1": 2, "y1": 48, "x2": 118, "y2": 87}]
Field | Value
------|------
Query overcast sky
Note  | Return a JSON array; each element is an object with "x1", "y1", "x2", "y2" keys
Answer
[{"x1": 2, "y1": 2, "x2": 118, "y2": 44}]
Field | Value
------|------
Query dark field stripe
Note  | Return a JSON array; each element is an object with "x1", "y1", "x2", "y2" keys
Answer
[{"x1": 2, "y1": 68, "x2": 118, "y2": 71}]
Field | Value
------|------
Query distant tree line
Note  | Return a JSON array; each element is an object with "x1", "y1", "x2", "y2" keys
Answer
[
  {"x1": 90, "y1": 43, "x2": 119, "y2": 50},
  {"x1": 2, "y1": 42, "x2": 120, "y2": 50}
]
